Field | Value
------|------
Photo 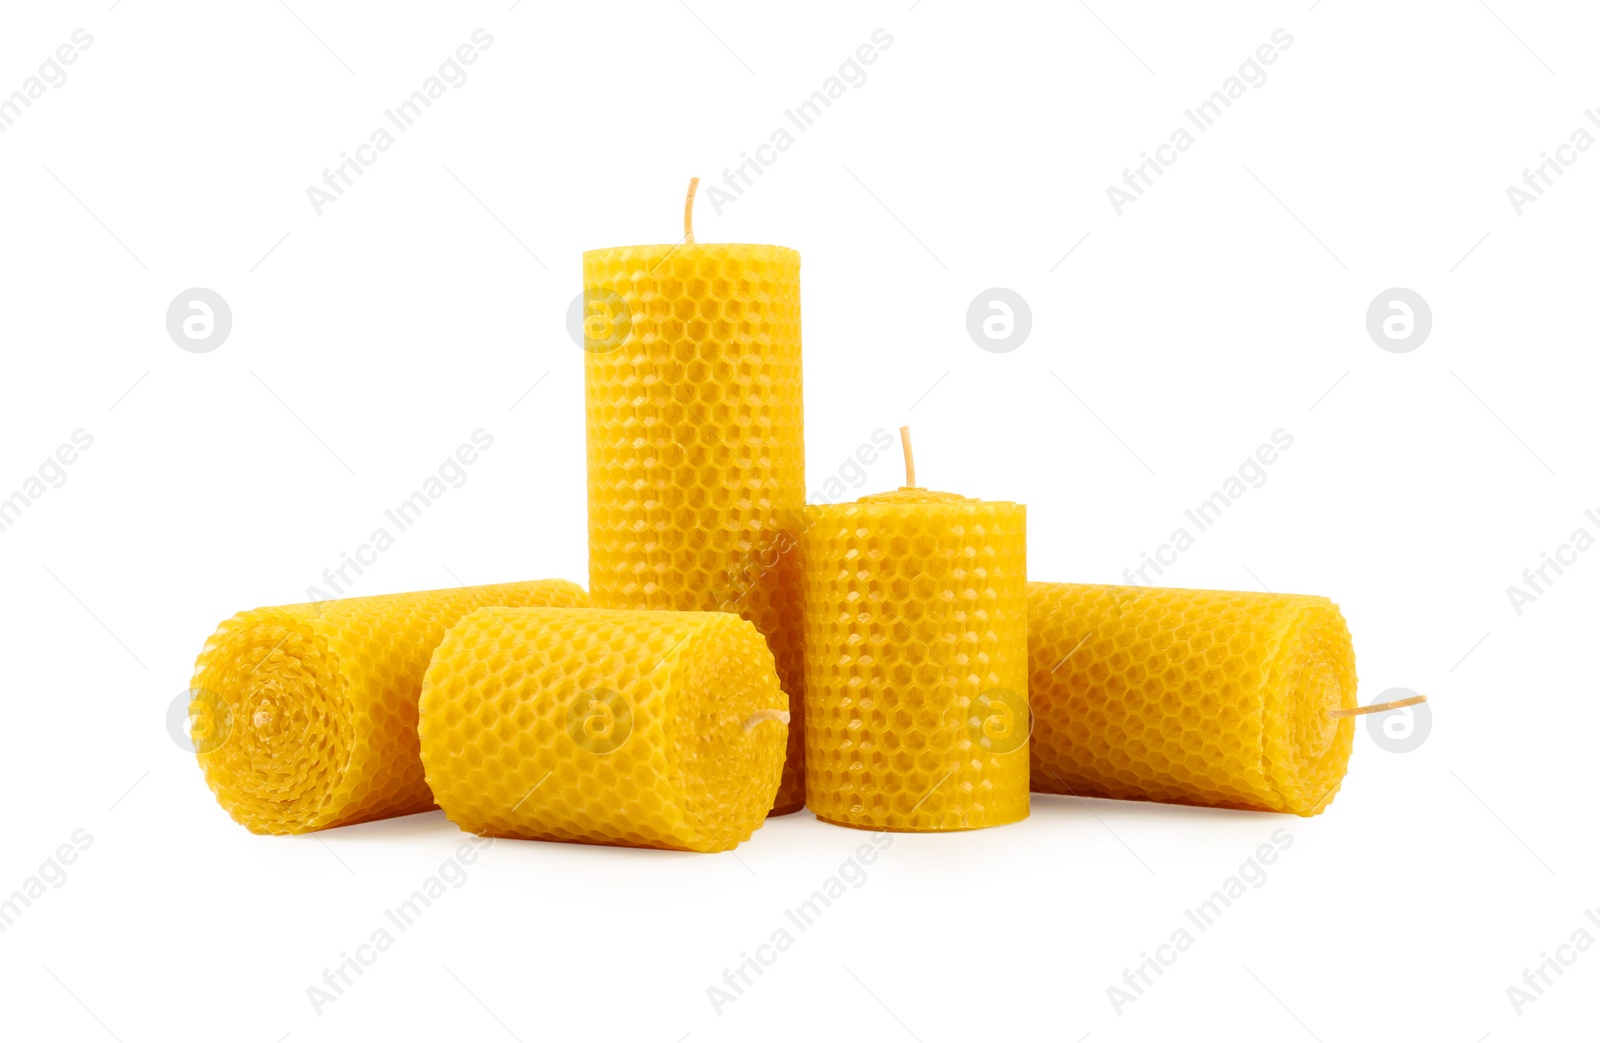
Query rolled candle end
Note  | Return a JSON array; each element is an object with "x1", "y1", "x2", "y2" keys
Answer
[{"x1": 744, "y1": 708, "x2": 791, "y2": 731}]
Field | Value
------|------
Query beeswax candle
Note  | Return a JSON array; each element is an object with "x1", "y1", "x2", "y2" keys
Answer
[
  {"x1": 801, "y1": 431, "x2": 1028, "y2": 831},
  {"x1": 584, "y1": 181, "x2": 806, "y2": 815},
  {"x1": 1027, "y1": 582, "x2": 1358, "y2": 816},
  {"x1": 189, "y1": 579, "x2": 589, "y2": 834},
  {"x1": 418, "y1": 607, "x2": 789, "y2": 852}
]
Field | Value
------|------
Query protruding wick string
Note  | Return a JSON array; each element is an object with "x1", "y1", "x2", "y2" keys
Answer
[
  {"x1": 743, "y1": 708, "x2": 790, "y2": 731},
  {"x1": 900, "y1": 425, "x2": 917, "y2": 488},
  {"x1": 684, "y1": 176, "x2": 700, "y2": 245},
  {"x1": 1328, "y1": 693, "x2": 1427, "y2": 719}
]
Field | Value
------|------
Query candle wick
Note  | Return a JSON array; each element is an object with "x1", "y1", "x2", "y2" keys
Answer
[
  {"x1": 1328, "y1": 693, "x2": 1427, "y2": 718},
  {"x1": 743, "y1": 708, "x2": 790, "y2": 731},
  {"x1": 253, "y1": 708, "x2": 273, "y2": 729},
  {"x1": 899, "y1": 425, "x2": 918, "y2": 488},
  {"x1": 684, "y1": 176, "x2": 699, "y2": 245}
]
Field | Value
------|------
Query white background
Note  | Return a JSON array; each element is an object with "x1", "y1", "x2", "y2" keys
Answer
[{"x1": 1, "y1": 1, "x2": 1594, "y2": 1039}]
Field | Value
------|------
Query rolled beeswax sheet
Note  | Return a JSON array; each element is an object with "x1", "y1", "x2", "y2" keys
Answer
[
  {"x1": 189, "y1": 580, "x2": 590, "y2": 834},
  {"x1": 802, "y1": 488, "x2": 1029, "y2": 832},
  {"x1": 1027, "y1": 582, "x2": 1358, "y2": 816},
  {"x1": 419, "y1": 608, "x2": 789, "y2": 853},
  {"x1": 583, "y1": 243, "x2": 807, "y2": 816}
]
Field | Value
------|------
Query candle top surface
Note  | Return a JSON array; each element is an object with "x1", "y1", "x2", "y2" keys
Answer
[
  {"x1": 583, "y1": 242, "x2": 797, "y2": 258},
  {"x1": 811, "y1": 487, "x2": 1024, "y2": 512}
]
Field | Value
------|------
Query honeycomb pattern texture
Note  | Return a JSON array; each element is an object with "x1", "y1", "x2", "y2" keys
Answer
[
  {"x1": 189, "y1": 579, "x2": 589, "y2": 834},
  {"x1": 584, "y1": 243, "x2": 807, "y2": 816},
  {"x1": 418, "y1": 607, "x2": 788, "y2": 852},
  {"x1": 802, "y1": 488, "x2": 1029, "y2": 831},
  {"x1": 1028, "y1": 582, "x2": 1358, "y2": 816}
]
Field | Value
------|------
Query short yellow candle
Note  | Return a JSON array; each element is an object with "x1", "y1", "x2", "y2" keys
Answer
[
  {"x1": 188, "y1": 579, "x2": 589, "y2": 834},
  {"x1": 1027, "y1": 582, "x2": 1359, "y2": 815},
  {"x1": 801, "y1": 430, "x2": 1029, "y2": 831},
  {"x1": 584, "y1": 181, "x2": 806, "y2": 815},
  {"x1": 418, "y1": 607, "x2": 790, "y2": 852}
]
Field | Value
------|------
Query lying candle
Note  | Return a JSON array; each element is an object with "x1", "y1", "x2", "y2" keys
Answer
[
  {"x1": 188, "y1": 579, "x2": 589, "y2": 834},
  {"x1": 801, "y1": 429, "x2": 1029, "y2": 831},
  {"x1": 418, "y1": 607, "x2": 789, "y2": 852},
  {"x1": 584, "y1": 179, "x2": 807, "y2": 815},
  {"x1": 1027, "y1": 581, "x2": 1358, "y2": 815}
]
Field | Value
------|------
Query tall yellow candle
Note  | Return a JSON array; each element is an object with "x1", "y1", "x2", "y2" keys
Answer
[
  {"x1": 1027, "y1": 582, "x2": 1359, "y2": 815},
  {"x1": 418, "y1": 607, "x2": 790, "y2": 852},
  {"x1": 801, "y1": 430, "x2": 1029, "y2": 831},
  {"x1": 188, "y1": 579, "x2": 589, "y2": 834},
  {"x1": 584, "y1": 181, "x2": 806, "y2": 815}
]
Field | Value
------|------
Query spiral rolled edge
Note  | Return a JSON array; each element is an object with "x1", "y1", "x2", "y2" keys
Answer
[{"x1": 190, "y1": 608, "x2": 360, "y2": 834}]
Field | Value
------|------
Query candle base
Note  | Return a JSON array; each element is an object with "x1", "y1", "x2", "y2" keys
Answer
[{"x1": 811, "y1": 809, "x2": 1030, "y2": 833}]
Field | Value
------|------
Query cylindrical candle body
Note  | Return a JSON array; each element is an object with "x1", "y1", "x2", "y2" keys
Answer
[
  {"x1": 418, "y1": 607, "x2": 788, "y2": 852},
  {"x1": 802, "y1": 489, "x2": 1029, "y2": 831},
  {"x1": 1027, "y1": 582, "x2": 1358, "y2": 816},
  {"x1": 583, "y1": 243, "x2": 806, "y2": 815},
  {"x1": 188, "y1": 579, "x2": 590, "y2": 834}
]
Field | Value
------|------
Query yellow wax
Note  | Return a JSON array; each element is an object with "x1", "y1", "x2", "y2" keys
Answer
[
  {"x1": 188, "y1": 579, "x2": 589, "y2": 834},
  {"x1": 584, "y1": 243, "x2": 807, "y2": 815},
  {"x1": 1027, "y1": 582, "x2": 1358, "y2": 815},
  {"x1": 418, "y1": 607, "x2": 789, "y2": 852},
  {"x1": 802, "y1": 488, "x2": 1029, "y2": 831}
]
